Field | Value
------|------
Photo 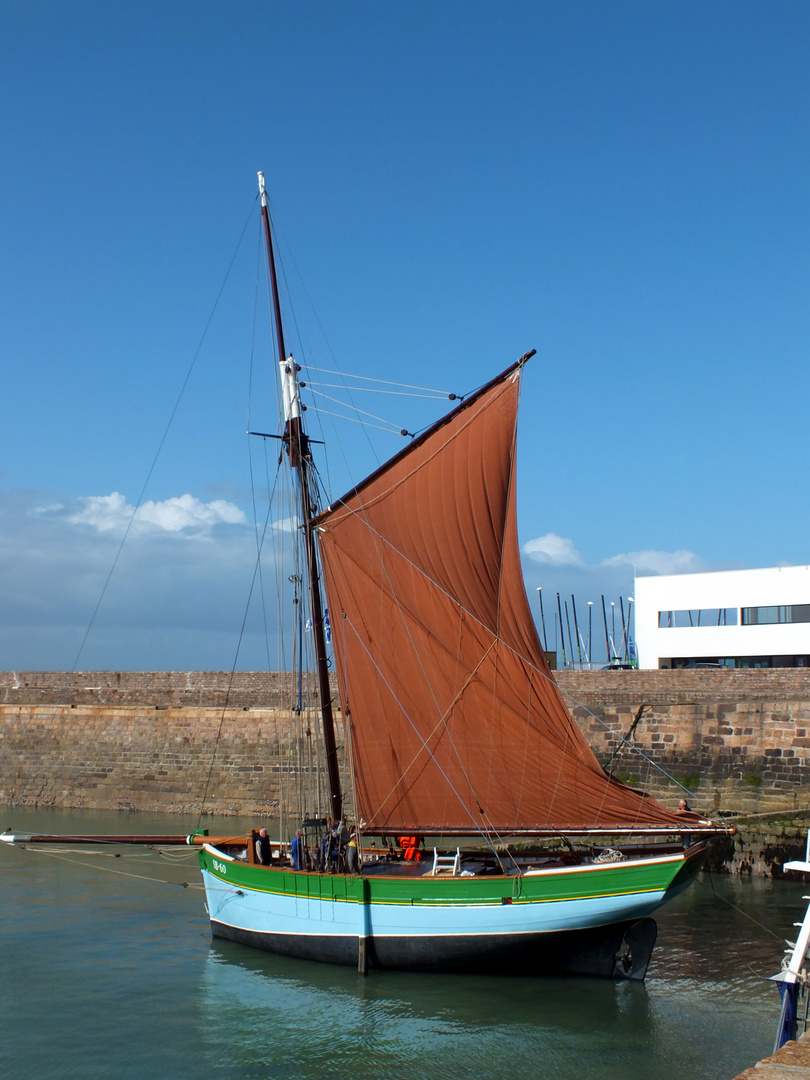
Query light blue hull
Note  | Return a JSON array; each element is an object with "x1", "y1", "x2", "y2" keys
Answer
[
  {"x1": 199, "y1": 844, "x2": 704, "y2": 976},
  {"x1": 202, "y1": 871, "x2": 667, "y2": 940}
]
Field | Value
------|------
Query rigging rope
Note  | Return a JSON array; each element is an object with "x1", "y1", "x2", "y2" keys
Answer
[
  {"x1": 696, "y1": 871, "x2": 786, "y2": 943},
  {"x1": 303, "y1": 366, "x2": 454, "y2": 396},
  {"x1": 303, "y1": 407, "x2": 403, "y2": 435},
  {"x1": 196, "y1": 482, "x2": 278, "y2": 827},
  {"x1": 548, "y1": 676, "x2": 707, "y2": 808},
  {"x1": 70, "y1": 199, "x2": 256, "y2": 674},
  {"x1": 11, "y1": 843, "x2": 206, "y2": 890},
  {"x1": 305, "y1": 380, "x2": 450, "y2": 400},
  {"x1": 305, "y1": 387, "x2": 409, "y2": 431}
]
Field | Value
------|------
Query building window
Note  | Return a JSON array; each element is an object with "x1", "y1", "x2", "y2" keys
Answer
[
  {"x1": 658, "y1": 608, "x2": 738, "y2": 628},
  {"x1": 741, "y1": 605, "x2": 810, "y2": 625}
]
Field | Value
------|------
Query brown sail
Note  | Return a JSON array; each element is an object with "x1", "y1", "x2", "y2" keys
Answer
[{"x1": 316, "y1": 360, "x2": 689, "y2": 836}]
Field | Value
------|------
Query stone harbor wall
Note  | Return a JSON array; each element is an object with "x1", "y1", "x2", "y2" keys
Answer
[
  {"x1": 0, "y1": 673, "x2": 343, "y2": 818},
  {"x1": 707, "y1": 812, "x2": 810, "y2": 879},
  {"x1": 554, "y1": 668, "x2": 810, "y2": 816},
  {"x1": 0, "y1": 702, "x2": 297, "y2": 817},
  {"x1": 4, "y1": 669, "x2": 810, "y2": 876},
  {"x1": 0, "y1": 669, "x2": 296, "y2": 709}
]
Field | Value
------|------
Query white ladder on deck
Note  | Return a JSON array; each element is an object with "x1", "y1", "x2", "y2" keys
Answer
[{"x1": 431, "y1": 847, "x2": 461, "y2": 876}]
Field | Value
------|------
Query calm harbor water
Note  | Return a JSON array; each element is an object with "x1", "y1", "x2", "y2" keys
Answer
[{"x1": 0, "y1": 807, "x2": 802, "y2": 1079}]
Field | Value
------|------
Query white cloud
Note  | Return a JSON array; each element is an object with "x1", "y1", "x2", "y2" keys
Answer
[
  {"x1": 520, "y1": 534, "x2": 709, "y2": 665},
  {"x1": 523, "y1": 532, "x2": 586, "y2": 566},
  {"x1": 271, "y1": 516, "x2": 298, "y2": 535},
  {"x1": 1, "y1": 488, "x2": 277, "y2": 669},
  {"x1": 523, "y1": 531, "x2": 704, "y2": 578},
  {"x1": 602, "y1": 548, "x2": 705, "y2": 575},
  {"x1": 137, "y1": 494, "x2": 247, "y2": 532},
  {"x1": 57, "y1": 492, "x2": 248, "y2": 535}
]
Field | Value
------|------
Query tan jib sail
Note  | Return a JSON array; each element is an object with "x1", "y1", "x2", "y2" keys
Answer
[{"x1": 315, "y1": 360, "x2": 689, "y2": 836}]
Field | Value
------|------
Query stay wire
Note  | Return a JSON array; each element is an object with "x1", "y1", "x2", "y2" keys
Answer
[
  {"x1": 196, "y1": 482, "x2": 277, "y2": 826},
  {"x1": 13, "y1": 843, "x2": 205, "y2": 890},
  {"x1": 304, "y1": 366, "x2": 454, "y2": 394},
  {"x1": 696, "y1": 870, "x2": 786, "y2": 944},
  {"x1": 70, "y1": 199, "x2": 256, "y2": 672},
  {"x1": 548, "y1": 675, "x2": 713, "y2": 811},
  {"x1": 305, "y1": 387, "x2": 410, "y2": 432},
  {"x1": 305, "y1": 380, "x2": 450, "y2": 400}
]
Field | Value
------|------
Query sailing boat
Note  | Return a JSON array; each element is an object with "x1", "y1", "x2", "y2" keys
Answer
[
  {"x1": 193, "y1": 174, "x2": 727, "y2": 978},
  {"x1": 1, "y1": 174, "x2": 729, "y2": 979}
]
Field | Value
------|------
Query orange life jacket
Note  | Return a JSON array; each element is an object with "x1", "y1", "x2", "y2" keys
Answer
[{"x1": 398, "y1": 835, "x2": 422, "y2": 861}]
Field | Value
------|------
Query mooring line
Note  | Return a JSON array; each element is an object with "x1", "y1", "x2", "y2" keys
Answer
[
  {"x1": 696, "y1": 871, "x2": 786, "y2": 943},
  {"x1": 12, "y1": 844, "x2": 206, "y2": 890}
]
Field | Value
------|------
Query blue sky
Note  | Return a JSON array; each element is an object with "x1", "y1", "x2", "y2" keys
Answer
[{"x1": 2, "y1": 1, "x2": 809, "y2": 670}]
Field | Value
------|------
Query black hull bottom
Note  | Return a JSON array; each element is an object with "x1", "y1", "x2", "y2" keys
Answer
[{"x1": 210, "y1": 917, "x2": 658, "y2": 980}]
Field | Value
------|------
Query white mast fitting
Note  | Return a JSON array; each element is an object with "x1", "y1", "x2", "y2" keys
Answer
[{"x1": 280, "y1": 357, "x2": 302, "y2": 423}]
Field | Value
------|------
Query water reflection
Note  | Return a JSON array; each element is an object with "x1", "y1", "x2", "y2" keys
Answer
[
  {"x1": 200, "y1": 944, "x2": 658, "y2": 1079},
  {"x1": 196, "y1": 872, "x2": 792, "y2": 1080},
  {"x1": 0, "y1": 808, "x2": 802, "y2": 1080}
]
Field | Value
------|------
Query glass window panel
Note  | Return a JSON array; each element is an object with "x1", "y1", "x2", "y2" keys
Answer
[
  {"x1": 741, "y1": 605, "x2": 810, "y2": 625},
  {"x1": 659, "y1": 608, "x2": 738, "y2": 628}
]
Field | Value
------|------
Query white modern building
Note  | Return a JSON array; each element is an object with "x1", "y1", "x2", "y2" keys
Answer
[{"x1": 634, "y1": 565, "x2": 810, "y2": 670}]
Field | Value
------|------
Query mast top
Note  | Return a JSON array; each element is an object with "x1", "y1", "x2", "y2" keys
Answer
[{"x1": 257, "y1": 170, "x2": 268, "y2": 208}]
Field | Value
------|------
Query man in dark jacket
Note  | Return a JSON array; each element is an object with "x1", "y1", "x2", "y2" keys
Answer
[{"x1": 255, "y1": 827, "x2": 272, "y2": 866}]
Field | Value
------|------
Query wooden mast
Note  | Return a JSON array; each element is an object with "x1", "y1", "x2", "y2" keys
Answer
[{"x1": 257, "y1": 172, "x2": 343, "y2": 823}]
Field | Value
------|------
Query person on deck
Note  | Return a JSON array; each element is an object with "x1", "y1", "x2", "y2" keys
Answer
[
  {"x1": 677, "y1": 800, "x2": 693, "y2": 848},
  {"x1": 255, "y1": 827, "x2": 272, "y2": 866},
  {"x1": 345, "y1": 831, "x2": 359, "y2": 873},
  {"x1": 330, "y1": 820, "x2": 345, "y2": 871},
  {"x1": 291, "y1": 829, "x2": 305, "y2": 870}
]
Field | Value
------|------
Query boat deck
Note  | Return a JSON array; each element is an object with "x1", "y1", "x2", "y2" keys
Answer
[
  {"x1": 360, "y1": 859, "x2": 491, "y2": 877},
  {"x1": 213, "y1": 839, "x2": 691, "y2": 878}
]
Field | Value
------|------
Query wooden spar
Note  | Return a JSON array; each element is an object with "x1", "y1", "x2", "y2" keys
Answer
[
  {"x1": 0, "y1": 833, "x2": 251, "y2": 847},
  {"x1": 257, "y1": 172, "x2": 343, "y2": 823},
  {"x1": 0, "y1": 822, "x2": 731, "y2": 846},
  {"x1": 346, "y1": 824, "x2": 731, "y2": 838}
]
